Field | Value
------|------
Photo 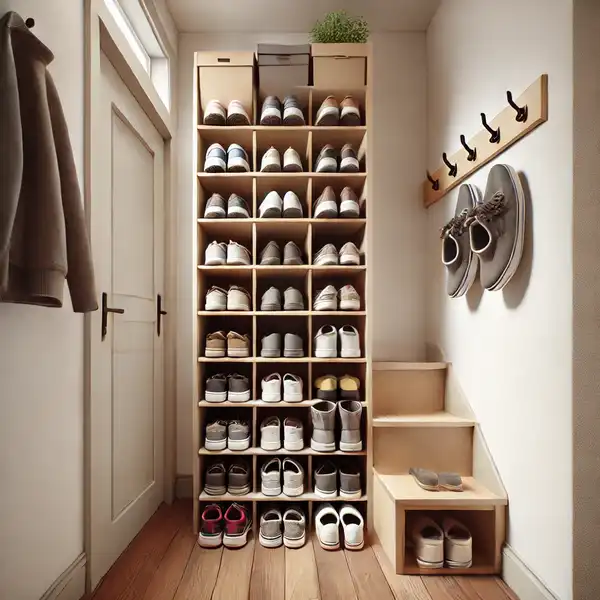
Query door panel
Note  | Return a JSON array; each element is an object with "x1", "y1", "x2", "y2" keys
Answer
[{"x1": 89, "y1": 51, "x2": 165, "y2": 588}]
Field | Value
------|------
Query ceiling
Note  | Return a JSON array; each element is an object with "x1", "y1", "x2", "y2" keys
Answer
[{"x1": 165, "y1": 0, "x2": 441, "y2": 33}]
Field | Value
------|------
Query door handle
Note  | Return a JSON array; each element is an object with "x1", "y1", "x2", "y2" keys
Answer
[
  {"x1": 101, "y1": 292, "x2": 125, "y2": 341},
  {"x1": 157, "y1": 294, "x2": 167, "y2": 336}
]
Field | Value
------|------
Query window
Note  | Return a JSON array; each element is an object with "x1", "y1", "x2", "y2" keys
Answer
[{"x1": 104, "y1": 0, "x2": 171, "y2": 110}]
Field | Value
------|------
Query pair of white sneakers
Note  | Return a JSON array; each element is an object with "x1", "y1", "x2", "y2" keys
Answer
[
  {"x1": 259, "y1": 190, "x2": 303, "y2": 219},
  {"x1": 205, "y1": 240, "x2": 251, "y2": 266},
  {"x1": 260, "y1": 416, "x2": 303, "y2": 451},
  {"x1": 261, "y1": 373, "x2": 303, "y2": 403},
  {"x1": 315, "y1": 504, "x2": 364, "y2": 551},
  {"x1": 205, "y1": 285, "x2": 250, "y2": 311},
  {"x1": 203, "y1": 99, "x2": 250, "y2": 126},
  {"x1": 314, "y1": 325, "x2": 361, "y2": 358},
  {"x1": 260, "y1": 146, "x2": 303, "y2": 172}
]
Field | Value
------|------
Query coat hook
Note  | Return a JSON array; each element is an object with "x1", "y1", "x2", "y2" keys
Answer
[
  {"x1": 442, "y1": 152, "x2": 458, "y2": 177},
  {"x1": 480, "y1": 112, "x2": 500, "y2": 144},
  {"x1": 25, "y1": 17, "x2": 35, "y2": 28},
  {"x1": 460, "y1": 134, "x2": 477, "y2": 162},
  {"x1": 427, "y1": 171, "x2": 440, "y2": 191},
  {"x1": 506, "y1": 90, "x2": 528, "y2": 122}
]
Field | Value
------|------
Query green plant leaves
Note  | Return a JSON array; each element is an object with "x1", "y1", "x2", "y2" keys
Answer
[{"x1": 310, "y1": 10, "x2": 369, "y2": 44}]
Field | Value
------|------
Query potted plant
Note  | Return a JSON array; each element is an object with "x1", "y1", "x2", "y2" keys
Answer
[{"x1": 310, "y1": 11, "x2": 369, "y2": 88}]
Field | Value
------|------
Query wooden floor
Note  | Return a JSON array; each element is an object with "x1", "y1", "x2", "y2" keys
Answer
[{"x1": 90, "y1": 501, "x2": 518, "y2": 600}]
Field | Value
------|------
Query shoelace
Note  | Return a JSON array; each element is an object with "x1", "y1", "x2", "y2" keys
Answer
[
  {"x1": 440, "y1": 208, "x2": 469, "y2": 239},
  {"x1": 465, "y1": 191, "x2": 506, "y2": 226}
]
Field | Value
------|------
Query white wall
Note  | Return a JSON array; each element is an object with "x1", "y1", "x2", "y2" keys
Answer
[
  {"x1": 426, "y1": 1, "x2": 573, "y2": 598},
  {"x1": 175, "y1": 32, "x2": 427, "y2": 475},
  {"x1": 0, "y1": 1, "x2": 85, "y2": 598}
]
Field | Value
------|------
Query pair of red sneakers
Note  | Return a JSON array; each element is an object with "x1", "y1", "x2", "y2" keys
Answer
[{"x1": 198, "y1": 503, "x2": 252, "y2": 548}]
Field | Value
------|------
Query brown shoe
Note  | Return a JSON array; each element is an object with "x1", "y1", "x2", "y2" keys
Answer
[
  {"x1": 340, "y1": 187, "x2": 360, "y2": 218},
  {"x1": 227, "y1": 331, "x2": 251, "y2": 358},
  {"x1": 340, "y1": 96, "x2": 361, "y2": 126},
  {"x1": 205, "y1": 331, "x2": 227, "y2": 358},
  {"x1": 313, "y1": 186, "x2": 338, "y2": 219},
  {"x1": 340, "y1": 144, "x2": 359, "y2": 173},
  {"x1": 315, "y1": 95, "x2": 339, "y2": 126}
]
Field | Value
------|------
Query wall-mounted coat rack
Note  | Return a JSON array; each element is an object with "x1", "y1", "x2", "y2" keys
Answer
[{"x1": 423, "y1": 74, "x2": 548, "y2": 207}]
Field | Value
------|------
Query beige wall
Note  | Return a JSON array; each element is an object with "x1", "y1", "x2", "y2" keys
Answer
[
  {"x1": 426, "y1": 1, "x2": 573, "y2": 598},
  {"x1": 0, "y1": 1, "x2": 86, "y2": 598},
  {"x1": 175, "y1": 32, "x2": 428, "y2": 474}
]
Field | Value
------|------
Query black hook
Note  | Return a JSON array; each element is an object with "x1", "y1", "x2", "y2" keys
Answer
[
  {"x1": 25, "y1": 17, "x2": 35, "y2": 28},
  {"x1": 506, "y1": 90, "x2": 528, "y2": 122},
  {"x1": 480, "y1": 112, "x2": 500, "y2": 144},
  {"x1": 442, "y1": 153, "x2": 458, "y2": 177},
  {"x1": 460, "y1": 135, "x2": 477, "y2": 162},
  {"x1": 427, "y1": 171, "x2": 439, "y2": 191}
]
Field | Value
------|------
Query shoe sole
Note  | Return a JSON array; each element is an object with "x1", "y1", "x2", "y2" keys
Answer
[
  {"x1": 228, "y1": 437, "x2": 250, "y2": 450},
  {"x1": 203, "y1": 113, "x2": 226, "y2": 126},
  {"x1": 260, "y1": 207, "x2": 282, "y2": 218},
  {"x1": 311, "y1": 440, "x2": 336, "y2": 452},
  {"x1": 228, "y1": 485, "x2": 251, "y2": 495},
  {"x1": 284, "y1": 533, "x2": 306, "y2": 548},
  {"x1": 283, "y1": 208, "x2": 303, "y2": 218},
  {"x1": 227, "y1": 157, "x2": 250, "y2": 173},
  {"x1": 226, "y1": 113, "x2": 250, "y2": 126},
  {"x1": 204, "y1": 391, "x2": 227, "y2": 403},
  {"x1": 340, "y1": 157, "x2": 359, "y2": 172},
  {"x1": 260, "y1": 163, "x2": 282, "y2": 173},
  {"x1": 283, "y1": 163, "x2": 303, "y2": 172},
  {"x1": 198, "y1": 533, "x2": 223, "y2": 548},
  {"x1": 319, "y1": 540, "x2": 340, "y2": 551},
  {"x1": 315, "y1": 487, "x2": 338, "y2": 499},
  {"x1": 344, "y1": 539, "x2": 364, "y2": 551},
  {"x1": 223, "y1": 531, "x2": 249, "y2": 548},
  {"x1": 340, "y1": 111, "x2": 361, "y2": 126},
  {"x1": 204, "y1": 157, "x2": 226, "y2": 173},
  {"x1": 316, "y1": 108, "x2": 339, "y2": 126},
  {"x1": 284, "y1": 439, "x2": 304, "y2": 451},
  {"x1": 283, "y1": 484, "x2": 304, "y2": 497},
  {"x1": 340, "y1": 489, "x2": 362, "y2": 499},
  {"x1": 339, "y1": 440, "x2": 362, "y2": 452},
  {"x1": 259, "y1": 533, "x2": 283, "y2": 548},
  {"x1": 283, "y1": 111, "x2": 305, "y2": 126},
  {"x1": 227, "y1": 390, "x2": 251, "y2": 403}
]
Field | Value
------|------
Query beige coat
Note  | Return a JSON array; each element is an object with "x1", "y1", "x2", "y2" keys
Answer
[{"x1": 0, "y1": 12, "x2": 97, "y2": 312}]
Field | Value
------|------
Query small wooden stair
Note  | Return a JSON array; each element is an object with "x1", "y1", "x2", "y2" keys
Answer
[{"x1": 371, "y1": 362, "x2": 507, "y2": 575}]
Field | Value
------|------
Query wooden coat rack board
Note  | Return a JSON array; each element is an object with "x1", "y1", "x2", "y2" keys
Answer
[{"x1": 423, "y1": 74, "x2": 548, "y2": 207}]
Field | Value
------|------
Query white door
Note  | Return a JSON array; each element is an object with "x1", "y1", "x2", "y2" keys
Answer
[{"x1": 89, "y1": 51, "x2": 165, "y2": 588}]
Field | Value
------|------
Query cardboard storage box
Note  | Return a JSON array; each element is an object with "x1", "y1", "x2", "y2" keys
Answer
[
  {"x1": 257, "y1": 44, "x2": 310, "y2": 99},
  {"x1": 196, "y1": 52, "x2": 255, "y2": 124},
  {"x1": 312, "y1": 43, "x2": 368, "y2": 88}
]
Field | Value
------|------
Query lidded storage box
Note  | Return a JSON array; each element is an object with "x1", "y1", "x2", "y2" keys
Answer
[
  {"x1": 312, "y1": 43, "x2": 368, "y2": 88},
  {"x1": 257, "y1": 44, "x2": 310, "y2": 99}
]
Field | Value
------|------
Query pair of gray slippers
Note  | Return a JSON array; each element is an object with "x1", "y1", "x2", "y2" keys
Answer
[{"x1": 441, "y1": 164, "x2": 526, "y2": 297}]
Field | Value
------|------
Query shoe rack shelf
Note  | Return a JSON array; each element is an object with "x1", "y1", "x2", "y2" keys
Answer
[{"x1": 192, "y1": 67, "x2": 372, "y2": 536}]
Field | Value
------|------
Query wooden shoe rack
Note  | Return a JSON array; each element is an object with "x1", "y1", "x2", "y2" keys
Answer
[{"x1": 192, "y1": 51, "x2": 372, "y2": 536}]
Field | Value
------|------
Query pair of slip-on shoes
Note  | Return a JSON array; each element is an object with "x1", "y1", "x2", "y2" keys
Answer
[{"x1": 441, "y1": 164, "x2": 526, "y2": 297}]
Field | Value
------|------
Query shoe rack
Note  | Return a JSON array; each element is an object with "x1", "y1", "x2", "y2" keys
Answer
[
  {"x1": 192, "y1": 54, "x2": 372, "y2": 536},
  {"x1": 371, "y1": 362, "x2": 508, "y2": 574}
]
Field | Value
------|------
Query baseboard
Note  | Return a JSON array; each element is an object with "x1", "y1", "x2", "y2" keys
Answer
[
  {"x1": 40, "y1": 553, "x2": 86, "y2": 600},
  {"x1": 503, "y1": 545, "x2": 559, "y2": 600},
  {"x1": 175, "y1": 475, "x2": 193, "y2": 498}
]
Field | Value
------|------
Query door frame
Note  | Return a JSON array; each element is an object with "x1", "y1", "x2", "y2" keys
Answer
[{"x1": 83, "y1": 0, "x2": 177, "y2": 592}]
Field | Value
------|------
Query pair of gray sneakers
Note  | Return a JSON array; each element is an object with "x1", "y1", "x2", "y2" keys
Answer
[
  {"x1": 204, "y1": 461, "x2": 251, "y2": 495},
  {"x1": 259, "y1": 507, "x2": 306, "y2": 549},
  {"x1": 260, "y1": 286, "x2": 304, "y2": 311},
  {"x1": 261, "y1": 333, "x2": 304, "y2": 358},
  {"x1": 311, "y1": 400, "x2": 362, "y2": 452},
  {"x1": 205, "y1": 420, "x2": 250, "y2": 451},
  {"x1": 441, "y1": 164, "x2": 525, "y2": 296},
  {"x1": 260, "y1": 241, "x2": 304, "y2": 265},
  {"x1": 314, "y1": 461, "x2": 362, "y2": 499},
  {"x1": 260, "y1": 457, "x2": 304, "y2": 497}
]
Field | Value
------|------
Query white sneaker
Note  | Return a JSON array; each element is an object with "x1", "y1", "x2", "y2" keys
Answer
[
  {"x1": 443, "y1": 518, "x2": 473, "y2": 568},
  {"x1": 283, "y1": 147, "x2": 303, "y2": 172},
  {"x1": 283, "y1": 191, "x2": 303, "y2": 218},
  {"x1": 283, "y1": 458, "x2": 304, "y2": 497},
  {"x1": 262, "y1": 373, "x2": 282, "y2": 403},
  {"x1": 314, "y1": 325, "x2": 338, "y2": 358},
  {"x1": 260, "y1": 416, "x2": 281, "y2": 450},
  {"x1": 314, "y1": 244, "x2": 338, "y2": 266},
  {"x1": 205, "y1": 286, "x2": 227, "y2": 310},
  {"x1": 339, "y1": 242, "x2": 360, "y2": 265},
  {"x1": 339, "y1": 325, "x2": 360, "y2": 357},
  {"x1": 283, "y1": 417, "x2": 304, "y2": 451},
  {"x1": 261, "y1": 146, "x2": 281, "y2": 172},
  {"x1": 283, "y1": 373, "x2": 303, "y2": 402},
  {"x1": 340, "y1": 505, "x2": 364, "y2": 550},
  {"x1": 314, "y1": 285, "x2": 338, "y2": 311},
  {"x1": 226, "y1": 241, "x2": 251, "y2": 265},
  {"x1": 259, "y1": 191, "x2": 283, "y2": 218},
  {"x1": 315, "y1": 504, "x2": 340, "y2": 551},
  {"x1": 203, "y1": 100, "x2": 226, "y2": 125},
  {"x1": 227, "y1": 286, "x2": 251, "y2": 311},
  {"x1": 261, "y1": 457, "x2": 282, "y2": 496},
  {"x1": 205, "y1": 241, "x2": 226, "y2": 265},
  {"x1": 226, "y1": 100, "x2": 251, "y2": 126},
  {"x1": 339, "y1": 285, "x2": 360, "y2": 310}
]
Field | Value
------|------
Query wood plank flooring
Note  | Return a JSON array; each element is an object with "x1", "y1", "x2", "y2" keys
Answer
[{"x1": 91, "y1": 501, "x2": 518, "y2": 600}]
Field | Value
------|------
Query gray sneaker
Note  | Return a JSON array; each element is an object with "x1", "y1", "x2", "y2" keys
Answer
[
  {"x1": 284, "y1": 333, "x2": 304, "y2": 358},
  {"x1": 313, "y1": 243, "x2": 338, "y2": 266},
  {"x1": 204, "y1": 462, "x2": 226, "y2": 495},
  {"x1": 260, "y1": 241, "x2": 281, "y2": 265},
  {"x1": 339, "y1": 401, "x2": 362, "y2": 452},
  {"x1": 260, "y1": 509, "x2": 283, "y2": 548},
  {"x1": 282, "y1": 95, "x2": 305, "y2": 126},
  {"x1": 204, "y1": 143, "x2": 226, "y2": 173},
  {"x1": 283, "y1": 508, "x2": 306, "y2": 548},
  {"x1": 260, "y1": 416, "x2": 281, "y2": 450},
  {"x1": 205, "y1": 373, "x2": 227, "y2": 403},
  {"x1": 228, "y1": 462, "x2": 251, "y2": 495},
  {"x1": 227, "y1": 194, "x2": 250, "y2": 219},
  {"x1": 283, "y1": 458, "x2": 304, "y2": 497},
  {"x1": 283, "y1": 241, "x2": 303, "y2": 265},
  {"x1": 441, "y1": 183, "x2": 480, "y2": 298},
  {"x1": 284, "y1": 287, "x2": 304, "y2": 310},
  {"x1": 261, "y1": 286, "x2": 282, "y2": 311},
  {"x1": 283, "y1": 417, "x2": 304, "y2": 451},
  {"x1": 314, "y1": 461, "x2": 338, "y2": 498},
  {"x1": 261, "y1": 333, "x2": 282, "y2": 358},
  {"x1": 228, "y1": 420, "x2": 250, "y2": 451},
  {"x1": 314, "y1": 144, "x2": 337, "y2": 173},
  {"x1": 260, "y1": 95, "x2": 282, "y2": 126},
  {"x1": 468, "y1": 164, "x2": 525, "y2": 291},
  {"x1": 205, "y1": 420, "x2": 227, "y2": 451},
  {"x1": 340, "y1": 143, "x2": 359, "y2": 173},
  {"x1": 204, "y1": 193, "x2": 227, "y2": 218},
  {"x1": 340, "y1": 466, "x2": 362, "y2": 499},
  {"x1": 227, "y1": 143, "x2": 251, "y2": 173},
  {"x1": 227, "y1": 373, "x2": 250, "y2": 402},
  {"x1": 261, "y1": 457, "x2": 282, "y2": 496},
  {"x1": 311, "y1": 401, "x2": 336, "y2": 452}
]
